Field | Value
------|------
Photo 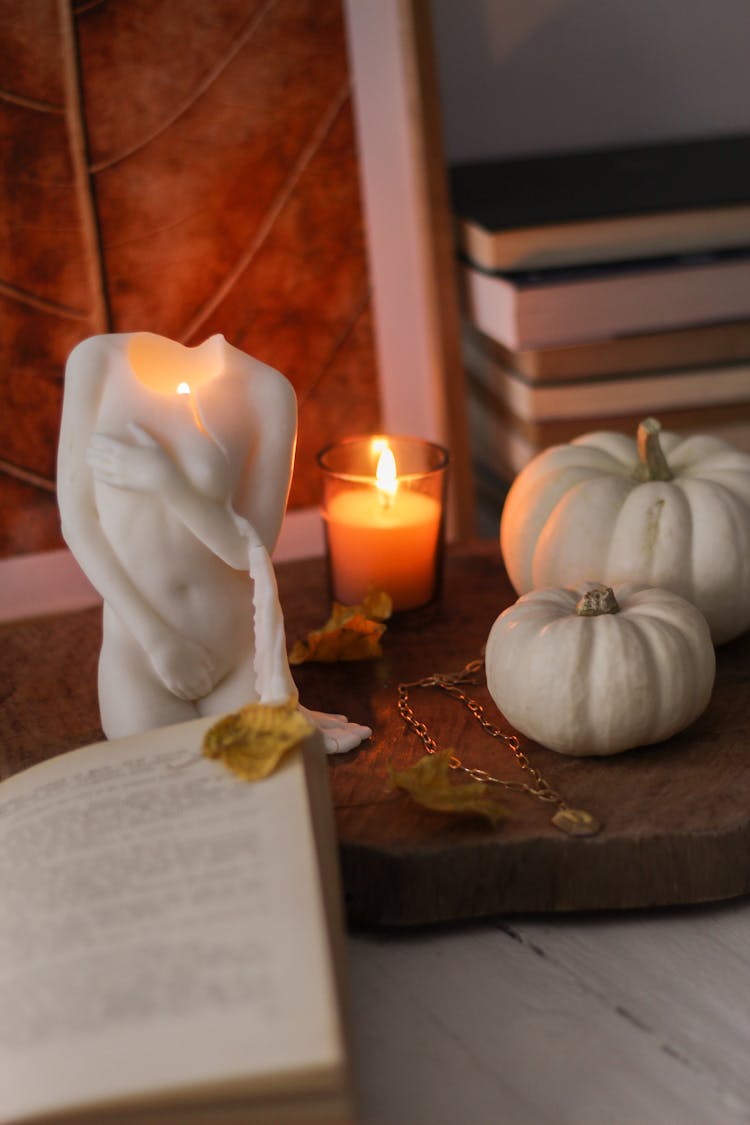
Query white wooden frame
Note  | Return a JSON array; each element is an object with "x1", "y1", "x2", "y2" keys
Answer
[
  {"x1": 281, "y1": 0, "x2": 472, "y2": 559},
  {"x1": 343, "y1": 0, "x2": 453, "y2": 443}
]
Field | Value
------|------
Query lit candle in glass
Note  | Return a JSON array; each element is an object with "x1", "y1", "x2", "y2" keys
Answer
[{"x1": 319, "y1": 435, "x2": 449, "y2": 611}]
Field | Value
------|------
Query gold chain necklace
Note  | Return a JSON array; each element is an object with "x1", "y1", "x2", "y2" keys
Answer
[{"x1": 397, "y1": 657, "x2": 601, "y2": 837}]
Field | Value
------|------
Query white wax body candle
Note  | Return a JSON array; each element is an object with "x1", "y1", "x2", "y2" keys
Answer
[
  {"x1": 57, "y1": 332, "x2": 300, "y2": 738},
  {"x1": 56, "y1": 332, "x2": 374, "y2": 754},
  {"x1": 325, "y1": 488, "x2": 441, "y2": 610}
]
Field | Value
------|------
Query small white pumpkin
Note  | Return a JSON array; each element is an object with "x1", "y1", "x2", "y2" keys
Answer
[
  {"x1": 500, "y1": 418, "x2": 750, "y2": 644},
  {"x1": 485, "y1": 583, "x2": 715, "y2": 757}
]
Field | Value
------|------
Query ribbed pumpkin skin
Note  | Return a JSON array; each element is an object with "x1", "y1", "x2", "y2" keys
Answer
[
  {"x1": 485, "y1": 585, "x2": 716, "y2": 757},
  {"x1": 500, "y1": 430, "x2": 750, "y2": 644}
]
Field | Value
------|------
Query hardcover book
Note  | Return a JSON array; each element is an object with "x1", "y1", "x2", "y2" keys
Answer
[
  {"x1": 461, "y1": 249, "x2": 750, "y2": 350},
  {"x1": 465, "y1": 320, "x2": 750, "y2": 382},
  {"x1": 451, "y1": 134, "x2": 750, "y2": 271},
  {"x1": 463, "y1": 328, "x2": 750, "y2": 422},
  {"x1": 468, "y1": 380, "x2": 750, "y2": 480}
]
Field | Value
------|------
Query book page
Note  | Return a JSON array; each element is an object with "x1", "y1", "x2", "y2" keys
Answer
[{"x1": 0, "y1": 718, "x2": 346, "y2": 1123}]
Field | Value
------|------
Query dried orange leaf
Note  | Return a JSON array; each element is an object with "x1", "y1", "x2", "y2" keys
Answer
[
  {"x1": 389, "y1": 750, "x2": 506, "y2": 826},
  {"x1": 289, "y1": 591, "x2": 392, "y2": 664},
  {"x1": 202, "y1": 700, "x2": 314, "y2": 781},
  {"x1": 360, "y1": 588, "x2": 393, "y2": 622}
]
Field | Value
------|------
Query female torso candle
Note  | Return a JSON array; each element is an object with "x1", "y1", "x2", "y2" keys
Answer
[
  {"x1": 58, "y1": 332, "x2": 297, "y2": 736},
  {"x1": 57, "y1": 332, "x2": 371, "y2": 752},
  {"x1": 319, "y1": 436, "x2": 448, "y2": 611},
  {"x1": 93, "y1": 337, "x2": 251, "y2": 684}
]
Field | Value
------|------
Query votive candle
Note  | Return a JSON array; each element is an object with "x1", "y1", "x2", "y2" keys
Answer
[{"x1": 318, "y1": 435, "x2": 448, "y2": 611}]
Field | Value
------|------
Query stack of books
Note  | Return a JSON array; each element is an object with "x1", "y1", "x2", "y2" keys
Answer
[{"x1": 450, "y1": 134, "x2": 750, "y2": 485}]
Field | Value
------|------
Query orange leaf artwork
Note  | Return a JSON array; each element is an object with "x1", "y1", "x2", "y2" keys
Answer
[{"x1": 1, "y1": 0, "x2": 380, "y2": 556}]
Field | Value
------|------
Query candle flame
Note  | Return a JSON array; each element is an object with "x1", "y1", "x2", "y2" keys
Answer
[
  {"x1": 176, "y1": 380, "x2": 208, "y2": 435},
  {"x1": 376, "y1": 446, "x2": 398, "y2": 498}
]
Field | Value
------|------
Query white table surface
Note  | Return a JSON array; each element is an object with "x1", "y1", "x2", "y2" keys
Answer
[{"x1": 347, "y1": 897, "x2": 750, "y2": 1125}]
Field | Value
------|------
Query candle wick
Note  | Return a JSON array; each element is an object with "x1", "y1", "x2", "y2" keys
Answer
[
  {"x1": 178, "y1": 382, "x2": 209, "y2": 436},
  {"x1": 190, "y1": 397, "x2": 209, "y2": 437}
]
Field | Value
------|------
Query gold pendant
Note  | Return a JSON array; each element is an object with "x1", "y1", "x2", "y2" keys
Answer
[{"x1": 551, "y1": 806, "x2": 601, "y2": 837}]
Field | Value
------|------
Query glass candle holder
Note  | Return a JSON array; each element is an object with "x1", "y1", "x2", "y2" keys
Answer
[{"x1": 318, "y1": 434, "x2": 449, "y2": 612}]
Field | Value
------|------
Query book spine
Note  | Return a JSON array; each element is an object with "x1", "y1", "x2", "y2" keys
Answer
[{"x1": 463, "y1": 258, "x2": 750, "y2": 350}]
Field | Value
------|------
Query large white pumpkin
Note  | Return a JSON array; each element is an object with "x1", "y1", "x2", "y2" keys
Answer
[
  {"x1": 500, "y1": 419, "x2": 750, "y2": 644},
  {"x1": 486, "y1": 583, "x2": 716, "y2": 757}
]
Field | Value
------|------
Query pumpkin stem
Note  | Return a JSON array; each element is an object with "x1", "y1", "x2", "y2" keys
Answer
[
  {"x1": 576, "y1": 585, "x2": 620, "y2": 617},
  {"x1": 634, "y1": 417, "x2": 673, "y2": 482}
]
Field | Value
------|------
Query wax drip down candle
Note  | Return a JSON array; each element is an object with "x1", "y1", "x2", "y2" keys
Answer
[
  {"x1": 56, "y1": 332, "x2": 372, "y2": 754},
  {"x1": 318, "y1": 435, "x2": 449, "y2": 611}
]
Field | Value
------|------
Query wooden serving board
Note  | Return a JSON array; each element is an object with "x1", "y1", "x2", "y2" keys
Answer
[
  {"x1": 2, "y1": 542, "x2": 750, "y2": 927},
  {"x1": 289, "y1": 542, "x2": 750, "y2": 926}
]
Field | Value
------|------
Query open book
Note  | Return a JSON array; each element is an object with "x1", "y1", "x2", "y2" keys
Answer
[{"x1": 0, "y1": 718, "x2": 352, "y2": 1124}]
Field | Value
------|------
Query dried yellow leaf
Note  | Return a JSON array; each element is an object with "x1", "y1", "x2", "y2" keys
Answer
[
  {"x1": 202, "y1": 700, "x2": 314, "y2": 781},
  {"x1": 389, "y1": 750, "x2": 506, "y2": 826},
  {"x1": 289, "y1": 590, "x2": 393, "y2": 664},
  {"x1": 359, "y1": 588, "x2": 393, "y2": 622}
]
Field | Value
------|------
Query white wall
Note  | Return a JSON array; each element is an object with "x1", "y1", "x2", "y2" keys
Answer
[{"x1": 432, "y1": 0, "x2": 750, "y2": 163}]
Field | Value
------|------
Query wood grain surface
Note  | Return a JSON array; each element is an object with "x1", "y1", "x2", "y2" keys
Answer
[{"x1": 2, "y1": 542, "x2": 749, "y2": 926}]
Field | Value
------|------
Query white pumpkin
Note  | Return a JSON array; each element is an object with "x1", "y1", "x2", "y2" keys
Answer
[
  {"x1": 500, "y1": 419, "x2": 750, "y2": 644},
  {"x1": 486, "y1": 583, "x2": 715, "y2": 757}
]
